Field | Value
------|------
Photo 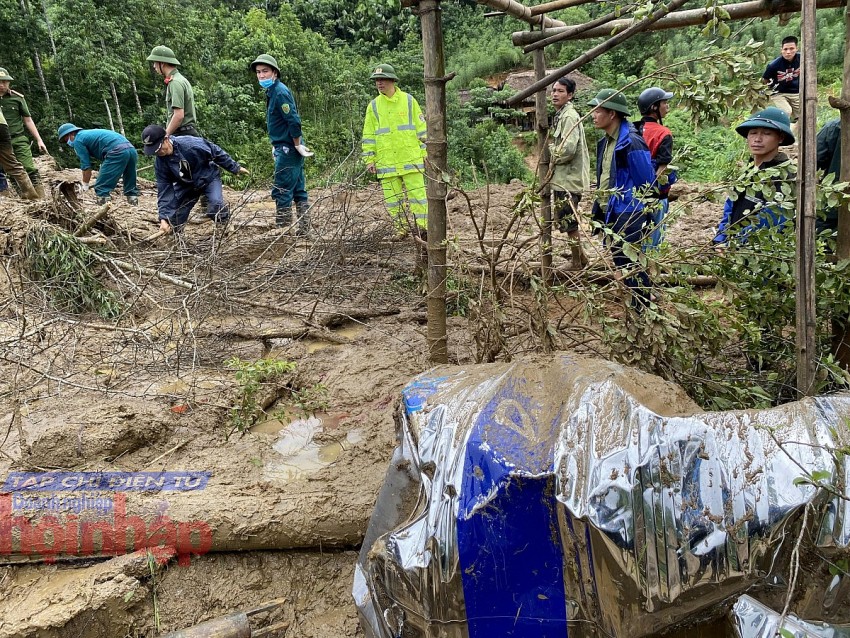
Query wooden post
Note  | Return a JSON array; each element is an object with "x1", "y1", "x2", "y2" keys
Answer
[
  {"x1": 420, "y1": 0, "x2": 449, "y2": 364},
  {"x1": 534, "y1": 49, "x2": 553, "y2": 282},
  {"x1": 796, "y1": 0, "x2": 817, "y2": 396},
  {"x1": 831, "y1": 3, "x2": 850, "y2": 367}
]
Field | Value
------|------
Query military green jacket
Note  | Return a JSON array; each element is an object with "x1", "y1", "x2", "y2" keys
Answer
[
  {"x1": 549, "y1": 102, "x2": 589, "y2": 194},
  {"x1": 165, "y1": 69, "x2": 197, "y2": 127},
  {"x1": 0, "y1": 90, "x2": 32, "y2": 138}
]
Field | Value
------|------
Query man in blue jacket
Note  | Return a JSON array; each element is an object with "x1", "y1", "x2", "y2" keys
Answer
[
  {"x1": 714, "y1": 107, "x2": 795, "y2": 245},
  {"x1": 58, "y1": 123, "x2": 140, "y2": 206},
  {"x1": 142, "y1": 124, "x2": 249, "y2": 233},
  {"x1": 589, "y1": 88, "x2": 656, "y2": 305},
  {"x1": 250, "y1": 54, "x2": 312, "y2": 235}
]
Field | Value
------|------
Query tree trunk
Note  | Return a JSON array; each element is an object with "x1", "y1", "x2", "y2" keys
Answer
[
  {"x1": 41, "y1": 0, "x2": 72, "y2": 118},
  {"x1": 131, "y1": 78, "x2": 144, "y2": 119},
  {"x1": 104, "y1": 98, "x2": 115, "y2": 131},
  {"x1": 796, "y1": 0, "x2": 817, "y2": 396},
  {"x1": 19, "y1": 0, "x2": 50, "y2": 104},
  {"x1": 420, "y1": 0, "x2": 449, "y2": 364},
  {"x1": 110, "y1": 82, "x2": 125, "y2": 136}
]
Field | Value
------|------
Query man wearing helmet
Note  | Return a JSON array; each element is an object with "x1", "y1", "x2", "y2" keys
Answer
[
  {"x1": 589, "y1": 88, "x2": 655, "y2": 305},
  {"x1": 0, "y1": 66, "x2": 49, "y2": 199},
  {"x1": 714, "y1": 107, "x2": 796, "y2": 244},
  {"x1": 146, "y1": 46, "x2": 199, "y2": 138},
  {"x1": 58, "y1": 123, "x2": 140, "y2": 206},
  {"x1": 636, "y1": 87, "x2": 677, "y2": 250},
  {"x1": 361, "y1": 64, "x2": 428, "y2": 238},
  {"x1": 250, "y1": 53, "x2": 312, "y2": 236}
]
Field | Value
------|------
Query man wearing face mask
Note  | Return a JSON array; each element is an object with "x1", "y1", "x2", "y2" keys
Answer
[
  {"x1": 57, "y1": 123, "x2": 140, "y2": 206},
  {"x1": 250, "y1": 54, "x2": 312, "y2": 236},
  {"x1": 142, "y1": 124, "x2": 249, "y2": 234}
]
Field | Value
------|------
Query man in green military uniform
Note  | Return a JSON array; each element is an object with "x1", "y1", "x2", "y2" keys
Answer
[
  {"x1": 0, "y1": 67, "x2": 49, "y2": 198},
  {"x1": 0, "y1": 107, "x2": 38, "y2": 200},
  {"x1": 146, "y1": 46, "x2": 199, "y2": 138}
]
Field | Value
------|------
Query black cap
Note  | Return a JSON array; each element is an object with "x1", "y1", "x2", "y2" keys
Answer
[{"x1": 142, "y1": 124, "x2": 167, "y2": 155}]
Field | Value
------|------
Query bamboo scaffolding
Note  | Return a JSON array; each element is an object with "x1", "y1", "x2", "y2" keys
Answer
[
  {"x1": 477, "y1": 0, "x2": 566, "y2": 28},
  {"x1": 529, "y1": 0, "x2": 597, "y2": 15},
  {"x1": 512, "y1": 0, "x2": 843, "y2": 45},
  {"x1": 524, "y1": 8, "x2": 627, "y2": 53},
  {"x1": 506, "y1": 0, "x2": 689, "y2": 106}
]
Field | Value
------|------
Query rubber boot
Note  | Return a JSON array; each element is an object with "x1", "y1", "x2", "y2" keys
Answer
[
  {"x1": 295, "y1": 200, "x2": 315, "y2": 239},
  {"x1": 276, "y1": 204, "x2": 292, "y2": 229},
  {"x1": 34, "y1": 183, "x2": 47, "y2": 199},
  {"x1": 17, "y1": 173, "x2": 39, "y2": 201}
]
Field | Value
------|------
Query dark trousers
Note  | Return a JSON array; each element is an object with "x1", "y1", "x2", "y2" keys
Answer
[
  {"x1": 171, "y1": 178, "x2": 229, "y2": 227},
  {"x1": 607, "y1": 210, "x2": 651, "y2": 305}
]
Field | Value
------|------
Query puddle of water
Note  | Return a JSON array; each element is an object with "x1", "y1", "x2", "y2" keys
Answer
[
  {"x1": 263, "y1": 415, "x2": 362, "y2": 482},
  {"x1": 304, "y1": 323, "x2": 367, "y2": 354}
]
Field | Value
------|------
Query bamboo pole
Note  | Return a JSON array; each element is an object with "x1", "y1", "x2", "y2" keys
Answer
[
  {"x1": 534, "y1": 49, "x2": 553, "y2": 282},
  {"x1": 529, "y1": 0, "x2": 597, "y2": 15},
  {"x1": 830, "y1": 3, "x2": 850, "y2": 367},
  {"x1": 420, "y1": 0, "x2": 449, "y2": 364},
  {"x1": 796, "y1": 0, "x2": 817, "y2": 396},
  {"x1": 512, "y1": 0, "x2": 844, "y2": 45},
  {"x1": 524, "y1": 9, "x2": 626, "y2": 53},
  {"x1": 476, "y1": 0, "x2": 566, "y2": 28},
  {"x1": 506, "y1": 0, "x2": 689, "y2": 107}
]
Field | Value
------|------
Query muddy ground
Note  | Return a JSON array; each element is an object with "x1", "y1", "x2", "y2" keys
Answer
[{"x1": 0, "y1": 157, "x2": 723, "y2": 637}]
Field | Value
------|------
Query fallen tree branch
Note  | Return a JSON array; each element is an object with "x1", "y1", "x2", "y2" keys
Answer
[{"x1": 73, "y1": 203, "x2": 111, "y2": 237}]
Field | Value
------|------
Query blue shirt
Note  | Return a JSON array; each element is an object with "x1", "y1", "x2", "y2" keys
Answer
[
  {"x1": 264, "y1": 79, "x2": 303, "y2": 147},
  {"x1": 71, "y1": 129, "x2": 133, "y2": 171},
  {"x1": 154, "y1": 136, "x2": 241, "y2": 223}
]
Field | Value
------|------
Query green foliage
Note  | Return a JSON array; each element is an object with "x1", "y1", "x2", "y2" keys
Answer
[
  {"x1": 289, "y1": 383, "x2": 330, "y2": 417},
  {"x1": 24, "y1": 225, "x2": 122, "y2": 318},
  {"x1": 226, "y1": 357, "x2": 296, "y2": 436},
  {"x1": 664, "y1": 109, "x2": 741, "y2": 182},
  {"x1": 447, "y1": 87, "x2": 531, "y2": 185}
]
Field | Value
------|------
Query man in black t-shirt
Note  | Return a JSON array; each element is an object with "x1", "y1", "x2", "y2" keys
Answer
[{"x1": 761, "y1": 35, "x2": 800, "y2": 131}]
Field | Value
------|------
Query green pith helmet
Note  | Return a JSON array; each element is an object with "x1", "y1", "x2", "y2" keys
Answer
[
  {"x1": 146, "y1": 45, "x2": 181, "y2": 66},
  {"x1": 57, "y1": 123, "x2": 83, "y2": 142},
  {"x1": 735, "y1": 106, "x2": 795, "y2": 146},
  {"x1": 588, "y1": 88, "x2": 631, "y2": 117},
  {"x1": 370, "y1": 64, "x2": 398, "y2": 81},
  {"x1": 0, "y1": 68, "x2": 13, "y2": 81},
  {"x1": 249, "y1": 54, "x2": 280, "y2": 75}
]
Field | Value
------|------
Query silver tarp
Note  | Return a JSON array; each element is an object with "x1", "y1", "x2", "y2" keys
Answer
[
  {"x1": 354, "y1": 356, "x2": 850, "y2": 637},
  {"x1": 731, "y1": 595, "x2": 850, "y2": 638}
]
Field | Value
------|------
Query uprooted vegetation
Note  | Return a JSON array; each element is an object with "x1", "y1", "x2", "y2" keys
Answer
[{"x1": 0, "y1": 155, "x2": 848, "y2": 636}]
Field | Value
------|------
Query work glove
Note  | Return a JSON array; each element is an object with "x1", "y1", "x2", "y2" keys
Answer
[{"x1": 295, "y1": 144, "x2": 314, "y2": 157}]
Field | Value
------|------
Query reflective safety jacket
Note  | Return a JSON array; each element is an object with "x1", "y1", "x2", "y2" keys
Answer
[{"x1": 361, "y1": 89, "x2": 426, "y2": 177}]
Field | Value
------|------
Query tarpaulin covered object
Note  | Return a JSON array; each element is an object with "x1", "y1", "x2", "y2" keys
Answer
[
  {"x1": 731, "y1": 595, "x2": 850, "y2": 638},
  {"x1": 354, "y1": 356, "x2": 850, "y2": 637}
]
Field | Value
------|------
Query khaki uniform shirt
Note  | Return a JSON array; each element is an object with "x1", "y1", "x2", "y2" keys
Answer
[
  {"x1": 165, "y1": 69, "x2": 197, "y2": 127},
  {"x1": 0, "y1": 91, "x2": 32, "y2": 138}
]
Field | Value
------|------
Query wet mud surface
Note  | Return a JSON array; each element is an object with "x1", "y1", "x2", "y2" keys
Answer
[{"x1": 0, "y1": 158, "x2": 727, "y2": 637}]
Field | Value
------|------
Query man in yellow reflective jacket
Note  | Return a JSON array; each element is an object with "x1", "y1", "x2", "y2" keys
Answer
[{"x1": 361, "y1": 64, "x2": 427, "y2": 236}]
